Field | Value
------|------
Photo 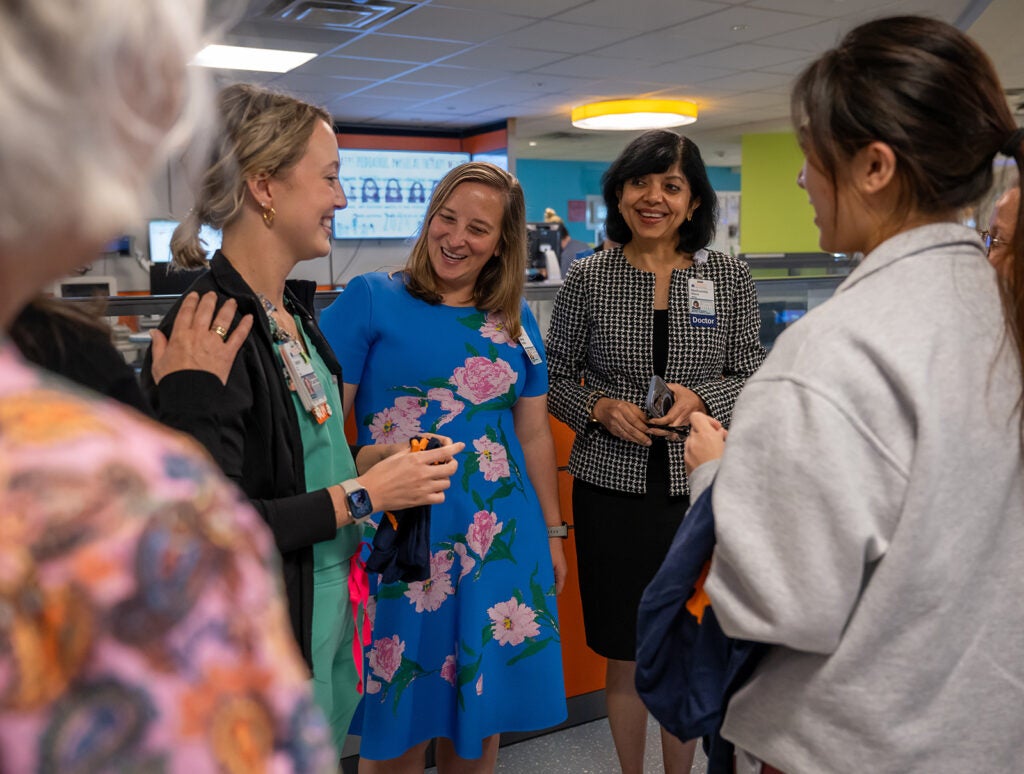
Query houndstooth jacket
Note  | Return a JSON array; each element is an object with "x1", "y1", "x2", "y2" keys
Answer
[{"x1": 546, "y1": 247, "x2": 765, "y2": 496}]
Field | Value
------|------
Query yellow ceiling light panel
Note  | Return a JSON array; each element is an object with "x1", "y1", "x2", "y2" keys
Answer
[{"x1": 571, "y1": 99, "x2": 699, "y2": 131}]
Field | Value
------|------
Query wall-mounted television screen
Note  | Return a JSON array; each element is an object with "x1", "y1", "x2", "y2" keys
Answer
[
  {"x1": 148, "y1": 219, "x2": 222, "y2": 264},
  {"x1": 333, "y1": 149, "x2": 471, "y2": 240},
  {"x1": 471, "y1": 151, "x2": 508, "y2": 171}
]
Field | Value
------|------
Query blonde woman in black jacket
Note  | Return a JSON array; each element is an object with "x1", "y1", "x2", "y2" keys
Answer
[{"x1": 144, "y1": 83, "x2": 464, "y2": 755}]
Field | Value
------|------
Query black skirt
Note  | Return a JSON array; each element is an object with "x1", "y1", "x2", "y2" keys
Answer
[{"x1": 572, "y1": 441, "x2": 690, "y2": 661}]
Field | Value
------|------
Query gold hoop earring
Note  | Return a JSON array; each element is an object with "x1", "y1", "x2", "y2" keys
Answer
[{"x1": 261, "y1": 202, "x2": 275, "y2": 228}]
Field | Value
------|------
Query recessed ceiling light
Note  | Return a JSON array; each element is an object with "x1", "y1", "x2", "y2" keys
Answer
[
  {"x1": 191, "y1": 44, "x2": 317, "y2": 73},
  {"x1": 528, "y1": 141, "x2": 538, "y2": 147}
]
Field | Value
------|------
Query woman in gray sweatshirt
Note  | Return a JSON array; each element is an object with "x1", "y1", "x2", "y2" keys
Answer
[{"x1": 684, "y1": 15, "x2": 1024, "y2": 774}]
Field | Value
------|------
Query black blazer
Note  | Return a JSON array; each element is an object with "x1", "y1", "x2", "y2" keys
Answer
[{"x1": 143, "y1": 251, "x2": 345, "y2": 667}]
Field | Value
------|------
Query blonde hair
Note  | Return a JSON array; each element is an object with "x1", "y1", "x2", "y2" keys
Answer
[
  {"x1": 0, "y1": 0, "x2": 211, "y2": 253},
  {"x1": 173, "y1": 83, "x2": 333, "y2": 269},
  {"x1": 403, "y1": 162, "x2": 527, "y2": 339}
]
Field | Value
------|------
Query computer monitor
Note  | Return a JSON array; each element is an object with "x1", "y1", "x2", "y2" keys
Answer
[
  {"x1": 525, "y1": 222, "x2": 560, "y2": 281},
  {"x1": 54, "y1": 275, "x2": 118, "y2": 298},
  {"x1": 148, "y1": 219, "x2": 221, "y2": 264},
  {"x1": 147, "y1": 219, "x2": 220, "y2": 295}
]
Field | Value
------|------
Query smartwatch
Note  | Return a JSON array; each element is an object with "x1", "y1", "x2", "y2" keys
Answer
[{"x1": 341, "y1": 479, "x2": 374, "y2": 524}]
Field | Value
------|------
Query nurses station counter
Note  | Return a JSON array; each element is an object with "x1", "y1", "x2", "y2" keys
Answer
[{"x1": 73, "y1": 256, "x2": 850, "y2": 739}]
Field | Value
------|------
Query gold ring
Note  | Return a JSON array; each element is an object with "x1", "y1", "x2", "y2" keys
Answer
[{"x1": 211, "y1": 325, "x2": 229, "y2": 340}]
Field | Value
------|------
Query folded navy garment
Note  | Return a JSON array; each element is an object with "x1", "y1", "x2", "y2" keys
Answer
[
  {"x1": 365, "y1": 436, "x2": 440, "y2": 584},
  {"x1": 635, "y1": 483, "x2": 767, "y2": 773}
]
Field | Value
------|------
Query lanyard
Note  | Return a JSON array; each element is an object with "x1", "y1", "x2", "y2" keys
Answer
[{"x1": 258, "y1": 294, "x2": 332, "y2": 424}]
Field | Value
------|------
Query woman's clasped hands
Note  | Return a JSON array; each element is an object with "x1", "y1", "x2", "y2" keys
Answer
[{"x1": 593, "y1": 383, "x2": 708, "y2": 445}]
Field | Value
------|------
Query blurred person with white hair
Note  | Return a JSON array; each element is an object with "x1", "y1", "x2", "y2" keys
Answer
[{"x1": 0, "y1": 0, "x2": 337, "y2": 769}]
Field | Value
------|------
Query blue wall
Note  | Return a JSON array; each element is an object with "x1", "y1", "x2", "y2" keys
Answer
[{"x1": 516, "y1": 158, "x2": 740, "y2": 243}]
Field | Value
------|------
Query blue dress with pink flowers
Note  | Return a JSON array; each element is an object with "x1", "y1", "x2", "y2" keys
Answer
[{"x1": 319, "y1": 272, "x2": 566, "y2": 760}]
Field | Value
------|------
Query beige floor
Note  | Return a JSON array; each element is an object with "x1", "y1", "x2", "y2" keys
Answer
[{"x1": 426, "y1": 715, "x2": 708, "y2": 774}]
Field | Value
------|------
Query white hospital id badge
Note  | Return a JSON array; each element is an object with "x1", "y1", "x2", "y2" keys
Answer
[
  {"x1": 279, "y1": 339, "x2": 331, "y2": 424},
  {"x1": 688, "y1": 277, "x2": 717, "y2": 328},
  {"x1": 518, "y1": 329, "x2": 543, "y2": 365}
]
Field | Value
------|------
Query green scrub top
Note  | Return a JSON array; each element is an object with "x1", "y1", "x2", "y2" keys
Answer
[
  {"x1": 288, "y1": 318, "x2": 361, "y2": 571},
  {"x1": 286, "y1": 317, "x2": 364, "y2": 754}
]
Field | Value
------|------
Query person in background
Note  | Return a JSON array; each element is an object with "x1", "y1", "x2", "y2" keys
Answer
[
  {"x1": 684, "y1": 16, "x2": 1024, "y2": 773},
  {"x1": 321, "y1": 162, "x2": 567, "y2": 773},
  {"x1": 594, "y1": 225, "x2": 622, "y2": 253},
  {"x1": 545, "y1": 129, "x2": 765, "y2": 774},
  {"x1": 984, "y1": 172, "x2": 1019, "y2": 277},
  {"x1": 11, "y1": 295, "x2": 154, "y2": 413},
  {"x1": 0, "y1": 0, "x2": 337, "y2": 770},
  {"x1": 142, "y1": 83, "x2": 464, "y2": 755},
  {"x1": 544, "y1": 207, "x2": 593, "y2": 277}
]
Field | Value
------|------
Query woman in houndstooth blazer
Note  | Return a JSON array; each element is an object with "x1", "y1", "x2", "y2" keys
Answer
[{"x1": 546, "y1": 130, "x2": 765, "y2": 774}]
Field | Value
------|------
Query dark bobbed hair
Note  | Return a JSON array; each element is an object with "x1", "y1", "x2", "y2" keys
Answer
[
  {"x1": 601, "y1": 130, "x2": 718, "y2": 254},
  {"x1": 792, "y1": 15, "x2": 1024, "y2": 422},
  {"x1": 403, "y1": 161, "x2": 527, "y2": 339}
]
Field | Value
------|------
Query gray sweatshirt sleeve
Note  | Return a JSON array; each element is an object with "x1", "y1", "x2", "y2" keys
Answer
[{"x1": 705, "y1": 377, "x2": 908, "y2": 654}]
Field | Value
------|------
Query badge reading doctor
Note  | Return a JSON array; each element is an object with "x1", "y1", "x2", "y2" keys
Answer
[{"x1": 688, "y1": 277, "x2": 717, "y2": 328}]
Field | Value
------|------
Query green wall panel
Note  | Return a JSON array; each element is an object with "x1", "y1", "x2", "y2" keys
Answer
[{"x1": 740, "y1": 133, "x2": 820, "y2": 253}]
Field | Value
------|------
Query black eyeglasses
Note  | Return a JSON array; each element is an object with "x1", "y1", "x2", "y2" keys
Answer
[{"x1": 978, "y1": 230, "x2": 1008, "y2": 256}]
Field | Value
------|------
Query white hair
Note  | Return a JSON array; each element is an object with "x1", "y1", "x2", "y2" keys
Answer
[{"x1": 0, "y1": 0, "x2": 213, "y2": 251}]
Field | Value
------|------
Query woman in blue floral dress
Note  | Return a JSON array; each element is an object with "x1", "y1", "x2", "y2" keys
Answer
[{"x1": 320, "y1": 162, "x2": 567, "y2": 771}]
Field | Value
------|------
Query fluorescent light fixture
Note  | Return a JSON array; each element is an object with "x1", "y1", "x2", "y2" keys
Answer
[
  {"x1": 191, "y1": 44, "x2": 317, "y2": 73},
  {"x1": 571, "y1": 99, "x2": 699, "y2": 131}
]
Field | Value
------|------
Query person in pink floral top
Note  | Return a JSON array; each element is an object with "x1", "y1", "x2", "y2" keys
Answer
[
  {"x1": 320, "y1": 162, "x2": 568, "y2": 771},
  {"x1": 0, "y1": 0, "x2": 335, "y2": 770}
]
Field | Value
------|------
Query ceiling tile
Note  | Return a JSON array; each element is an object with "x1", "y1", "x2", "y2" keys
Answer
[
  {"x1": 552, "y1": 0, "x2": 730, "y2": 31},
  {"x1": 376, "y1": 5, "x2": 535, "y2": 42},
  {"x1": 357, "y1": 81, "x2": 462, "y2": 101},
  {"x1": 329, "y1": 33, "x2": 471, "y2": 63},
  {"x1": 268, "y1": 73, "x2": 374, "y2": 95},
  {"x1": 665, "y1": 6, "x2": 823, "y2": 45},
  {"x1": 689, "y1": 43, "x2": 811, "y2": 71},
  {"x1": 599, "y1": 31, "x2": 728, "y2": 63},
  {"x1": 745, "y1": 0, "x2": 892, "y2": 17},
  {"x1": 532, "y1": 55, "x2": 651, "y2": 80},
  {"x1": 489, "y1": 73, "x2": 594, "y2": 94},
  {"x1": 396, "y1": 64, "x2": 507, "y2": 88},
  {"x1": 440, "y1": 45, "x2": 570, "y2": 71},
  {"x1": 498, "y1": 20, "x2": 633, "y2": 54},
  {"x1": 332, "y1": 95, "x2": 432, "y2": 119},
  {"x1": 224, "y1": 19, "x2": 358, "y2": 50},
  {"x1": 430, "y1": 0, "x2": 584, "y2": 18},
  {"x1": 754, "y1": 18, "x2": 846, "y2": 52},
  {"x1": 701, "y1": 70, "x2": 795, "y2": 93},
  {"x1": 319, "y1": 56, "x2": 423, "y2": 80},
  {"x1": 641, "y1": 60, "x2": 738, "y2": 86}
]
